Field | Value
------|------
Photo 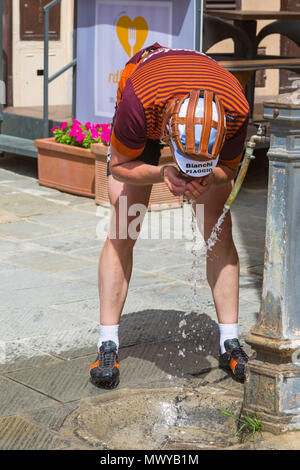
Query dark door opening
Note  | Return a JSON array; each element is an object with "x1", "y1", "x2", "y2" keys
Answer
[{"x1": 3, "y1": 0, "x2": 13, "y2": 107}]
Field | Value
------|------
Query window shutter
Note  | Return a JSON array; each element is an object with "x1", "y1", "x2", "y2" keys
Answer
[
  {"x1": 205, "y1": 1, "x2": 239, "y2": 10},
  {"x1": 20, "y1": 0, "x2": 61, "y2": 41}
]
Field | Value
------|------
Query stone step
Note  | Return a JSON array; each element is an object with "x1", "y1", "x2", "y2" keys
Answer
[{"x1": 0, "y1": 135, "x2": 37, "y2": 158}]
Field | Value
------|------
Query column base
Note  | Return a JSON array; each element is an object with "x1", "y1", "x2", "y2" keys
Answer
[{"x1": 243, "y1": 331, "x2": 300, "y2": 434}]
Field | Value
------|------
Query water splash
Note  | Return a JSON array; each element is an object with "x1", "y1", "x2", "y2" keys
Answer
[
  {"x1": 176, "y1": 203, "x2": 229, "y2": 359},
  {"x1": 186, "y1": 202, "x2": 207, "y2": 310},
  {"x1": 206, "y1": 207, "x2": 229, "y2": 251}
]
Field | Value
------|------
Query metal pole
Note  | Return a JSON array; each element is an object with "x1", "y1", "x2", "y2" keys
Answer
[
  {"x1": 72, "y1": 0, "x2": 78, "y2": 120},
  {"x1": 243, "y1": 94, "x2": 300, "y2": 433},
  {"x1": 43, "y1": 7, "x2": 49, "y2": 137},
  {"x1": 43, "y1": 0, "x2": 62, "y2": 138},
  {"x1": 195, "y1": 0, "x2": 203, "y2": 52},
  {"x1": 199, "y1": 0, "x2": 203, "y2": 52}
]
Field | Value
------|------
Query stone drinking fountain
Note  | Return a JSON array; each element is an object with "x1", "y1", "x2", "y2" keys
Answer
[{"x1": 243, "y1": 91, "x2": 300, "y2": 433}]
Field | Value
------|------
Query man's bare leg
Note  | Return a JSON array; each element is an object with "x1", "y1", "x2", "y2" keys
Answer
[
  {"x1": 98, "y1": 175, "x2": 152, "y2": 326},
  {"x1": 193, "y1": 181, "x2": 248, "y2": 380},
  {"x1": 90, "y1": 176, "x2": 152, "y2": 388},
  {"x1": 194, "y1": 180, "x2": 239, "y2": 324}
]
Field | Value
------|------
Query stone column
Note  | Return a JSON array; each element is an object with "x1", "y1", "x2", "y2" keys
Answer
[{"x1": 243, "y1": 93, "x2": 300, "y2": 433}]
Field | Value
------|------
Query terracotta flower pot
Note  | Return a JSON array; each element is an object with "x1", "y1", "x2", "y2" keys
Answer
[
  {"x1": 91, "y1": 143, "x2": 183, "y2": 211},
  {"x1": 34, "y1": 137, "x2": 95, "y2": 198}
]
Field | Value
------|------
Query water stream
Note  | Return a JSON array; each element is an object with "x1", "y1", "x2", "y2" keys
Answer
[
  {"x1": 206, "y1": 207, "x2": 229, "y2": 251},
  {"x1": 177, "y1": 203, "x2": 229, "y2": 359}
]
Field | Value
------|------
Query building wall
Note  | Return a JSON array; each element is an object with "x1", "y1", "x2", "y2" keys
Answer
[
  {"x1": 206, "y1": 0, "x2": 281, "y2": 96},
  {"x1": 12, "y1": 0, "x2": 74, "y2": 107}
]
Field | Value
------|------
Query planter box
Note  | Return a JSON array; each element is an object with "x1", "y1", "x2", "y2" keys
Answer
[
  {"x1": 34, "y1": 137, "x2": 95, "y2": 198},
  {"x1": 91, "y1": 143, "x2": 183, "y2": 211}
]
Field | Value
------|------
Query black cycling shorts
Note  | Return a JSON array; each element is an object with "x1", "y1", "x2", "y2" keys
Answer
[{"x1": 106, "y1": 104, "x2": 163, "y2": 176}]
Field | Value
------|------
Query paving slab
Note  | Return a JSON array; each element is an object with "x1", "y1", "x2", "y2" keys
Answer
[
  {"x1": 22, "y1": 403, "x2": 79, "y2": 433},
  {"x1": 31, "y1": 231, "x2": 103, "y2": 254},
  {"x1": 0, "y1": 279, "x2": 97, "y2": 311},
  {"x1": 0, "y1": 193, "x2": 66, "y2": 217},
  {"x1": 4, "y1": 248, "x2": 96, "y2": 273},
  {"x1": 0, "y1": 375, "x2": 59, "y2": 417},
  {"x1": 0, "y1": 341, "x2": 61, "y2": 369},
  {"x1": 46, "y1": 265, "x2": 99, "y2": 284},
  {"x1": 0, "y1": 265, "x2": 67, "y2": 290},
  {"x1": 0, "y1": 353, "x2": 63, "y2": 374},
  {"x1": 0, "y1": 305, "x2": 96, "y2": 343},
  {"x1": 0, "y1": 220, "x2": 59, "y2": 241},
  {"x1": 121, "y1": 282, "x2": 216, "y2": 316},
  {"x1": 0, "y1": 415, "x2": 69, "y2": 450},
  {"x1": 4, "y1": 355, "x2": 109, "y2": 403},
  {"x1": 134, "y1": 247, "x2": 194, "y2": 272},
  {"x1": 30, "y1": 210, "x2": 100, "y2": 232}
]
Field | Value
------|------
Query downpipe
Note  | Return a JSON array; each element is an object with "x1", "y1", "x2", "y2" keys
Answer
[{"x1": 224, "y1": 124, "x2": 270, "y2": 210}]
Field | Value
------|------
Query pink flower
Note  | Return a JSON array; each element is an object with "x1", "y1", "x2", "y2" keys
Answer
[
  {"x1": 91, "y1": 129, "x2": 100, "y2": 140},
  {"x1": 101, "y1": 130, "x2": 110, "y2": 143},
  {"x1": 75, "y1": 133, "x2": 85, "y2": 143},
  {"x1": 69, "y1": 128, "x2": 77, "y2": 137},
  {"x1": 51, "y1": 126, "x2": 60, "y2": 132},
  {"x1": 85, "y1": 122, "x2": 92, "y2": 130},
  {"x1": 73, "y1": 119, "x2": 82, "y2": 126},
  {"x1": 61, "y1": 121, "x2": 68, "y2": 130}
]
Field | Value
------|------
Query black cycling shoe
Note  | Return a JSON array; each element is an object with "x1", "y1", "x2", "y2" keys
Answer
[
  {"x1": 89, "y1": 340, "x2": 120, "y2": 389},
  {"x1": 219, "y1": 338, "x2": 249, "y2": 382}
]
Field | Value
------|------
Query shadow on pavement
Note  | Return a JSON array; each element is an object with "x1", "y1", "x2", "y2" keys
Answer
[
  {"x1": 0, "y1": 153, "x2": 38, "y2": 179},
  {"x1": 119, "y1": 309, "x2": 220, "y2": 378}
]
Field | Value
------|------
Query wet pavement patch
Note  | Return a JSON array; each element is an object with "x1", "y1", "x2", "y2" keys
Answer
[
  {"x1": 61, "y1": 387, "x2": 242, "y2": 450},
  {"x1": 23, "y1": 403, "x2": 79, "y2": 433}
]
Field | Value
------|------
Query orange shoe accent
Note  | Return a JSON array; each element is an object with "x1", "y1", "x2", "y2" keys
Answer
[
  {"x1": 89, "y1": 360, "x2": 99, "y2": 371},
  {"x1": 230, "y1": 357, "x2": 237, "y2": 373},
  {"x1": 114, "y1": 360, "x2": 120, "y2": 370}
]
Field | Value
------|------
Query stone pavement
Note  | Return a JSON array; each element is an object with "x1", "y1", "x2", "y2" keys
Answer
[{"x1": 1, "y1": 152, "x2": 297, "y2": 450}]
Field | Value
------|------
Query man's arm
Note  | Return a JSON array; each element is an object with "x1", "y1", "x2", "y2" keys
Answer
[
  {"x1": 109, "y1": 145, "x2": 163, "y2": 185},
  {"x1": 212, "y1": 164, "x2": 238, "y2": 185},
  {"x1": 109, "y1": 145, "x2": 187, "y2": 195}
]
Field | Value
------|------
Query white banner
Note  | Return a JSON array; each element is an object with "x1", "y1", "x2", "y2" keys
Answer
[{"x1": 95, "y1": 0, "x2": 172, "y2": 118}]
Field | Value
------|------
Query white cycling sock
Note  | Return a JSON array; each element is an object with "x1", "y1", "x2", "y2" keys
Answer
[
  {"x1": 97, "y1": 324, "x2": 119, "y2": 351},
  {"x1": 218, "y1": 323, "x2": 238, "y2": 354}
]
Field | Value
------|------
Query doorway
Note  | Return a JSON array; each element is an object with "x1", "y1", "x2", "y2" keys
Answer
[{"x1": 3, "y1": 0, "x2": 13, "y2": 106}]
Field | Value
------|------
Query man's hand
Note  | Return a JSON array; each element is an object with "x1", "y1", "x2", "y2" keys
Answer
[
  {"x1": 183, "y1": 173, "x2": 214, "y2": 200},
  {"x1": 162, "y1": 166, "x2": 187, "y2": 196}
]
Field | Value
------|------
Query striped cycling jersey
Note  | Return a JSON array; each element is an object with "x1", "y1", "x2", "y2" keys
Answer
[{"x1": 111, "y1": 44, "x2": 250, "y2": 169}]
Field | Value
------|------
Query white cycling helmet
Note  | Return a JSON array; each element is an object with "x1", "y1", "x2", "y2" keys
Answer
[{"x1": 161, "y1": 90, "x2": 226, "y2": 177}]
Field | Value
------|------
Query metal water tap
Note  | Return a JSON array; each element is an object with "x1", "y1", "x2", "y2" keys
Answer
[{"x1": 224, "y1": 124, "x2": 270, "y2": 210}]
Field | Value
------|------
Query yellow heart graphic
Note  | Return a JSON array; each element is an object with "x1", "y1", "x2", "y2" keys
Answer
[{"x1": 116, "y1": 16, "x2": 148, "y2": 58}]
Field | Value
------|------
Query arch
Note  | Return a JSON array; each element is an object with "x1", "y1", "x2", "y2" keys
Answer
[
  {"x1": 256, "y1": 20, "x2": 300, "y2": 50},
  {"x1": 203, "y1": 14, "x2": 251, "y2": 58}
]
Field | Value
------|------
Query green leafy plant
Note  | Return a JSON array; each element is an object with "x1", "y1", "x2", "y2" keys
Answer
[{"x1": 220, "y1": 409, "x2": 262, "y2": 437}]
